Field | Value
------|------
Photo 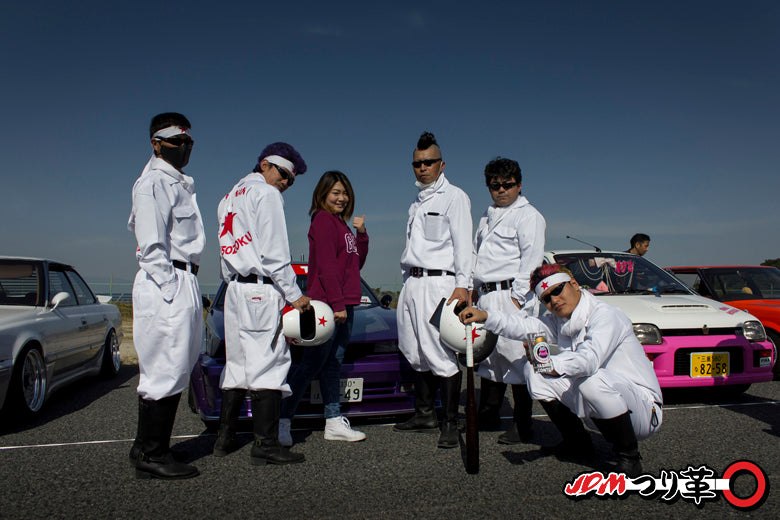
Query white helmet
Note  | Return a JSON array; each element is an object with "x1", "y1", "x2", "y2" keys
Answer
[
  {"x1": 430, "y1": 299, "x2": 497, "y2": 363},
  {"x1": 283, "y1": 300, "x2": 335, "y2": 346}
]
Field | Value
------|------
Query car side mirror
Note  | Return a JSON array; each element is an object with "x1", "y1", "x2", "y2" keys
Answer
[
  {"x1": 50, "y1": 291, "x2": 71, "y2": 311},
  {"x1": 380, "y1": 294, "x2": 393, "y2": 308}
]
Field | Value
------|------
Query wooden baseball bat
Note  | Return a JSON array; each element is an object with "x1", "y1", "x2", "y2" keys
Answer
[{"x1": 465, "y1": 322, "x2": 479, "y2": 474}]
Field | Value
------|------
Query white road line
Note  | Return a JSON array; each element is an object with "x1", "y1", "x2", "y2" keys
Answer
[{"x1": 1, "y1": 400, "x2": 777, "y2": 451}]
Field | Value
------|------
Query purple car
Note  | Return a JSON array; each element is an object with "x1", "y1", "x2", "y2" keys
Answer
[{"x1": 188, "y1": 264, "x2": 415, "y2": 425}]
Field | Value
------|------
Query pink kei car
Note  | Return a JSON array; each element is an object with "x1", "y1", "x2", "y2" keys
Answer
[{"x1": 544, "y1": 251, "x2": 775, "y2": 393}]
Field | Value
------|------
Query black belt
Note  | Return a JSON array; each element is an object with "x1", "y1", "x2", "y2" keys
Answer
[
  {"x1": 409, "y1": 267, "x2": 455, "y2": 278},
  {"x1": 480, "y1": 279, "x2": 513, "y2": 293},
  {"x1": 172, "y1": 260, "x2": 199, "y2": 276},
  {"x1": 233, "y1": 274, "x2": 274, "y2": 284}
]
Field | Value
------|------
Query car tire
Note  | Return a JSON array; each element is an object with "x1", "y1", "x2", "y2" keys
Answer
[
  {"x1": 100, "y1": 329, "x2": 121, "y2": 378},
  {"x1": 7, "y1": 345, "x2": 47, "y2": 420},
  {"x1": 187, "y1": 382, "x2": 198, "y2": 414},
  {"x1": 766, "y1": 330, "x2": 780, "y2": 380}
]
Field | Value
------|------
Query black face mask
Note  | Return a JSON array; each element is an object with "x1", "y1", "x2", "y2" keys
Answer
[{"x1": 158, "y1": 141, "x2": 192, "y2": 170}]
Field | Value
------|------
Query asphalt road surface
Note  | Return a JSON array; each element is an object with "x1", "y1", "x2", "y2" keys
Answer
[{"x1": 1, "y1": 363, "x2": 777, "y2": 520}]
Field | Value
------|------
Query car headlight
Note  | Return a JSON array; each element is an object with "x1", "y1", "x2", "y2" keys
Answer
[
  {"x1": 742, "y1": 320, "x2": 767, "y2": 342},
  {"x1": 633, "y1": 323, "x2": 662, "y2": 345}
]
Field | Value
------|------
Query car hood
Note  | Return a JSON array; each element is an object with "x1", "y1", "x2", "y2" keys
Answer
[
  {"x1": 351, "y1": 305, "x2": 397, "y2": 343},
  {"x1": 594, "y1": 294, "x2": 757, "y2": 329},
  {"x1": 0, "y1": 306, "x2": 40, "y2": 327}
]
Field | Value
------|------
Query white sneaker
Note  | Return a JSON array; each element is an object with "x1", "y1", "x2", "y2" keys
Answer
[
  {"x1": 324, "y1": 416, "x2": 366, "y2": 442},
  {"x1": 279, "y1": 418, "x2": 293, "y2": 447}
]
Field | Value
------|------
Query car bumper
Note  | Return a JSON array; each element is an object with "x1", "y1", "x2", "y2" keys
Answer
[
  {"x1": 645, "y1": 335, "x2": 775, "y2": 388},
  {"x1": 190, "y1": 352, "x2": 415, "y2": 422}
]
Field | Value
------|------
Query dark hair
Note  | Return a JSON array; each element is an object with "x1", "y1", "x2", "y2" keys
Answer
[
  {"x1": 416, "y1": 131, "x2": 438, "y2": 150},
  {"x1": 310, "y1": 170, "x2": 356, "y2": 221},
  {"x1": 254, "y1": 142, "x2": 307, "y2": 176},
  {"x1": 484, "y1": 157, "x2": 522, "y2": 185},
  {"x1": 149, "y1": 113, "x2": 191, "y2": 138},
  {"x1": 530, "y1": 264, "x2": 574, "y2": 292},
  {"x1": 630, "y1": 233, "x2": 650, "y2": 248}
]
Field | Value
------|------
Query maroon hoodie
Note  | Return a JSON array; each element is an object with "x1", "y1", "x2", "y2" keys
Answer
[{"x1": 306, "y1": 209, "x2": 369, "y2": 312}]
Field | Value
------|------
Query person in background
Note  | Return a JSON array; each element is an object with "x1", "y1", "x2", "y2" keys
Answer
[
  {"x1": 128, "y1": 112, "x2": 204, "y2": 479},
  {"x1": 394, "y1": 131, "x2": 472, "y2": 449},
  {"x1": 471, "y1": 157, "x2": 545, "y2": 445},
  {"x1": 627, "y1": 233, "x2": 650, "y2": 256},
  {"x1": 279, "y1": 170, "x2": 369, "y2": 445},
  {"x1": 214, "y1": 142, "x2": 310, "y2": 466}
]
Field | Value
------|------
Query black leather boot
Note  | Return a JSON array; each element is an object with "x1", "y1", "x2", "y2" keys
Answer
[
  {"x1": 249, "y1": 390, "x2": 305, "y2": 465},
  {"x1": 213, "y1": 388, "x2": 247, "y2": 457},
  {"x1": 394, "y1": 371, "x2": 439, "y2": 432},
  {"x1": 135, "y1": 394, "x2": 200, "y2": 480},
  {"x1": 477, "y1": 377, "x2": 506, "y2": 431},
  {"x1": 438, "y1": 371, "x2": 462, "y2": 448},
  {"x1": 592, "y1": 412, "x2": 643, "y2": 477},
  {"x1": 498, "y1": 384, "x2": 534, "y2": 444},
  {"x1": 539, "y1": 399, "x2": 594, "y2": 461},
  {"x1": 129, "y1": 395, "x2": 188, "y2": 465}
]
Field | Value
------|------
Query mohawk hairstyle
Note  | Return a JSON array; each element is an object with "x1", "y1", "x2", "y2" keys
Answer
[
  {"x1": 416, "y1": 131, "x2": 438, "y2": 150},
  {"x1": 254, "y1": 142, "x2": 307, "y2": 175}
]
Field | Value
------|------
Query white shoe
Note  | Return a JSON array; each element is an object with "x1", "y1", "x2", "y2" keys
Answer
[
  {"x1": 279, "y1": 418, "x2": 293, "y2": 447},
  {"x1": 324, "y1": 416, "x2": 366, "y2": 442}
]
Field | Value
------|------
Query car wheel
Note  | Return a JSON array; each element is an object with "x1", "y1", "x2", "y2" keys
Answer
[
  {"x1": 8, "y1": 345, "x2": 47, "y2": 419},
  {"x1": 188, "y1": 382, "x2": 198, "y2": 414},
  {"x1": 766, "y1": 330, "x2": 780, "y2": 380},
  {"x1": 100, "y1": 329, "x2": 121, "y2": 378}
]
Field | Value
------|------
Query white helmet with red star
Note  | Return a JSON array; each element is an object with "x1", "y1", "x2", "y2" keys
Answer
[
  {"x1": 283, "y1": 300, "x2": 335, "y2": 346},
  {"x1": 433, "y1": 299, "x2": 497, "y2": 362}
]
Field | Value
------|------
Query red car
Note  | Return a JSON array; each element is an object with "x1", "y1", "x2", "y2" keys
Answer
[{"x1": 669, "y1": 265, "x2": 780, "y2": 378}]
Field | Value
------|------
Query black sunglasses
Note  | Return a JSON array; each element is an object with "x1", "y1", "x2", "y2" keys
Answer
[
  {"x1": 274, "y1": 164, "x2": 294, "y2": 186},
  {"x1": 488, "y1": 181, "x2": 518, "y2": 191},
  {"x1": 162, "y1": 136, "x2": 194, "y2": 147},
  {"x1": 411, "y1": 158, "x2": 442, "y2": 168},
  {"x1": 540, "y1": 282, "x2": 567, "y2": 304}
]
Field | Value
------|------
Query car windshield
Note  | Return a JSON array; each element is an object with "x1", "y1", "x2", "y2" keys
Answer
[
  {"x1": 550, "y1": 253, "x2": 692, "y2": 296},
  {"x1": 700, "y1": 267, "x2": 780, "y2": 301},
  {"x1": 0, "y1": 260, "x2": 42, "y2": 306}
]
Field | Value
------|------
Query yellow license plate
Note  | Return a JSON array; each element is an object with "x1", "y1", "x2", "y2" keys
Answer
[{"x1": 690, "y1": 352, "x2": 730, "y2": 377}]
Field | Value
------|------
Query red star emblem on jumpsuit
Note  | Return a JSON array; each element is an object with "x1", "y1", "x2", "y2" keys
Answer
[
  {"x1": 220, "y1": 212, "x2": 236, "y2": 238},
  {"x1": 318, "y1": 316, "x2": 327, "y2": 326}
]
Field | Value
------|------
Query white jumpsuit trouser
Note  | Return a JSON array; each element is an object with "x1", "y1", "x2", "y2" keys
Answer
[
  {"x1": 397, "y1": 274, "x2": 460, "y2": 377},
  {"x1": 133, "y1": 269, "x2": 202, "y2": 401},
  {"x1": 524, "y1": 365, "x2": 662, "y2": 441},
  {"x1": 220, "y1": 280, "x2": 292, "y2": 397}
]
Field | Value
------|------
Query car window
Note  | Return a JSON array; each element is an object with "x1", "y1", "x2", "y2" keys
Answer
[
  {"x1": 550, "y1": 253, "x2": 691, "y2": 295},
  {"x1": 700, "y1": 267, "x2": 780, "y2": 301},
  {"x1": 673, "y1": 272, "x2": 710, "y2": 296},
  {"x1": 48, "y1": 269, "x2": 77, "y2": 307},
  {"x1": 65, "y1": 269, "x2": 97, "y2": 305},
  {"x1": 0, "y1": 261, "x2": 42, "y2": 306}
]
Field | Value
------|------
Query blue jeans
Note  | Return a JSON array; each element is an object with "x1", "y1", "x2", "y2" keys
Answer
[{"x1": 281, "y1": 306, "x2": 354, "y2": 419}]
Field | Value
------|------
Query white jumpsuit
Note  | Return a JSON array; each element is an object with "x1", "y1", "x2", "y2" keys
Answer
[
  {"x1": 217, "y1": 173, "x2": 303, "y2": 396},
  {"x1": 484, "y1": 290, "x2": 663, "y2": 440},
  {"x1": 397, "y1": 174, "x2": 472, "y2": 377},
  {"x1": 472, "y1": 196, "x2": 545, "y2": 384},
  {"x1": 128, "y1": 155, "x2": 206, "y2": 401}
]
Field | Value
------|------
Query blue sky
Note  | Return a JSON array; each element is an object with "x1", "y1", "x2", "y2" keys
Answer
[{"x1": 1, "y1": 1, "x2": 778, "y2": 296}]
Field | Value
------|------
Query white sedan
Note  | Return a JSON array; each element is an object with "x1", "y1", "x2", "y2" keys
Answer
[{"x1": 0, "y1": 257, "x2": 123, "y2": 420}]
